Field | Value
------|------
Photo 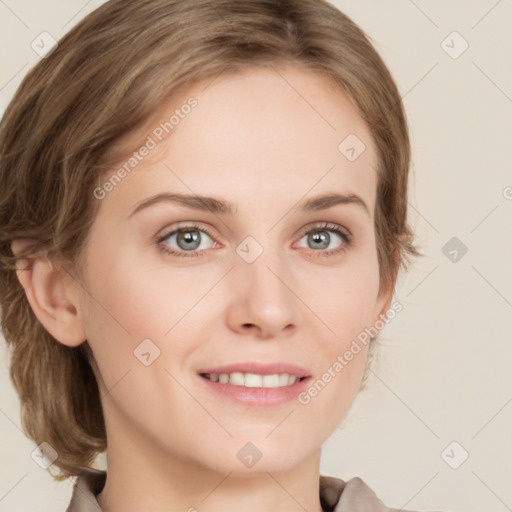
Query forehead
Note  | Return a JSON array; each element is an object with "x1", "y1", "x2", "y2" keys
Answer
[{"x1": 98, "y1": 64, "x2": 379, "y2": 220}]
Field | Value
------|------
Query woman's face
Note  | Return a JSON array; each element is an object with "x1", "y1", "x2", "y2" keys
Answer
[{"x1": 76, "y1": 64, "x2": 393, "y2": 475}]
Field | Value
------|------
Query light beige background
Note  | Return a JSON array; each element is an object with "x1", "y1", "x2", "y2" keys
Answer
[{"x1": 1, "y1": 1, "x2": 511, "y2": 511}]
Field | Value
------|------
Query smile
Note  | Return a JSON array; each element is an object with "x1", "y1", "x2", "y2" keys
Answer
[{"x1": 200, "y1": 372, "x2": 306, "y2": 388}]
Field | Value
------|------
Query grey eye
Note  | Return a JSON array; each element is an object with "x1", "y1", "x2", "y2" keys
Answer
[
  {"x1": 162, "y1": 228, "x2": 214, "y2": 252},
  {"x1": 298, "y1": 230, "x2": 344, "y2": 251}
]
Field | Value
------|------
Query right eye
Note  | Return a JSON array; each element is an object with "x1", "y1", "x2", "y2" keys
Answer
[{"x1": 157, "y1": 223, "x2": 220, "y2": 258}]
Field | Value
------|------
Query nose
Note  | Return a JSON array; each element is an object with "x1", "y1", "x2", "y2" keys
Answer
[{"x1": 225, "y1": 250, "x2": 302, "y2": 339}]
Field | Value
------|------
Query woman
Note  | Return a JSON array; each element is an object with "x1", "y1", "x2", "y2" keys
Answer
[{"x1": 0, "y1": 1, "x2": 422, "y2": 510}]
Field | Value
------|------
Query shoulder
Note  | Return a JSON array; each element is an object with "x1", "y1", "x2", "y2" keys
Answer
[{"x1": 320, "y1": 474, "x2": 438, "y2": 512}]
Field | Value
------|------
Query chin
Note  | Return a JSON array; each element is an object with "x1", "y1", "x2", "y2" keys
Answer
[{"x1": 202, "y1": 437, "x2": 317, "y2": 477}]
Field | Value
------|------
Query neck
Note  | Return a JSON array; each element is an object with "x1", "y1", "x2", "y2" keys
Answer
[
  {"x1": 97, "y1": 452, "x2": 324, "y2": 512},
  {"x1": 96, "y1": 425, "x2": 324, "y2": 512}
]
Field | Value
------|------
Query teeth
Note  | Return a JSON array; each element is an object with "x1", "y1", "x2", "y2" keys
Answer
[
  {"x1": 278, "y1": 374, "x2": 289, "y2": 386},
  {"x1": 230, "y1": 372, "x2": 244, "y2": 386},
  {"x1": 262, "y1": 374, "x2": 279, "y2": 388},
  {"x1": 203, "y1": 372, "x2": 302, "y2": 388},
  {"x1": 245, "y1": 373, "x2": 262, "y2": 387}
]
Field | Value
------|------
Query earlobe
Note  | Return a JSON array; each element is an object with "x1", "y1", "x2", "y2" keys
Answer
[{"x1": 11, "y1": 239, "x2": 86, "y2": 347}]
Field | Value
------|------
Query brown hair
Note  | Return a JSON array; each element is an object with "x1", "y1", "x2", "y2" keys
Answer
[{"x1": 0, "y1": 0, "x2": 419, "y2": 481}]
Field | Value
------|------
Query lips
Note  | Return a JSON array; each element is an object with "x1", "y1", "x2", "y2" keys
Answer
[{"x1": 197, "y1": 362, "x2": 311, "y2": 405}]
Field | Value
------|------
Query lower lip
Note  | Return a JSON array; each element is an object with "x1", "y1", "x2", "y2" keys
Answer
[{"x1": 198, "y1": 375, "x2": 311, "y2": 406}]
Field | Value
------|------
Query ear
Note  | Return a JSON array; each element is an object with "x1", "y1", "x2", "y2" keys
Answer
[{"x1": 11, "y1": 239, "x2": 86, "y2": 347}]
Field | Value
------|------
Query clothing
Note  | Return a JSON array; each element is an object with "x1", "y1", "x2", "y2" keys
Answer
[{"x1": 65, "y1": 468, "x2": 419, "y2": 511}]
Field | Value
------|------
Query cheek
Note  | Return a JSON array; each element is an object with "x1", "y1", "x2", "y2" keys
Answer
[
  {"x1": 78, "y1": 243, "x2": 219, "y2": 380},
  {"x1": 302, "y1": 254, "x2": 381, "y2": 346},
  {"x1": 77, "y1": 250, "x2": 171, "y2": 385},
  {"x1": 294, "y1": 266, "x2": 376, "y2": 433},
  {"x1": 295, "y1": 253, "x2": 379, "y2": 408},
  {"x1": 82, "y1": 242, "x2": 177, "y2": 334}
]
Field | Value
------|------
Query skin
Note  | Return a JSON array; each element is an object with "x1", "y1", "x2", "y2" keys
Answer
[{"x1": 13, "y1": 64, "x2": 395, "y2": 512}]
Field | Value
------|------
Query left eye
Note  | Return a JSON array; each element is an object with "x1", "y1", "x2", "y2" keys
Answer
[{"x1": 296, "y1": 227, "x2": 347, "y2": 252}]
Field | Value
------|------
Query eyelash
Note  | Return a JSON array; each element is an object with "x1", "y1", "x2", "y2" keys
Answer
[{"x1": 156, "y1": 222, "x2": 352, "y2": 259}]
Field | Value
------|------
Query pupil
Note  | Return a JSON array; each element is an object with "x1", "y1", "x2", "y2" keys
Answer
[
  {"x1": 310, "y1": 231, "x2": 329, "y2": 249},
  {"x1": 178, "y1": 230, "x2": 200, "y2": 250}
]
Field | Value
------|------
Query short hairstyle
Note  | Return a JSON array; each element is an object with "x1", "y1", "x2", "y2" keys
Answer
[{"x1": 0, "y1": 0, "x2": 419, "y2": 480}]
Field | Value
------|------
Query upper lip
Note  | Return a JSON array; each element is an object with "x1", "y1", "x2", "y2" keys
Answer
[{"x1": 198, "y1": 362, "x2": 310, "y2": 378}]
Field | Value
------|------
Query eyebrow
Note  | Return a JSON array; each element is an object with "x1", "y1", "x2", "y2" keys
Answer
[{"x1": 129, "y1": 191, "x2": 369, "y2": 218}]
